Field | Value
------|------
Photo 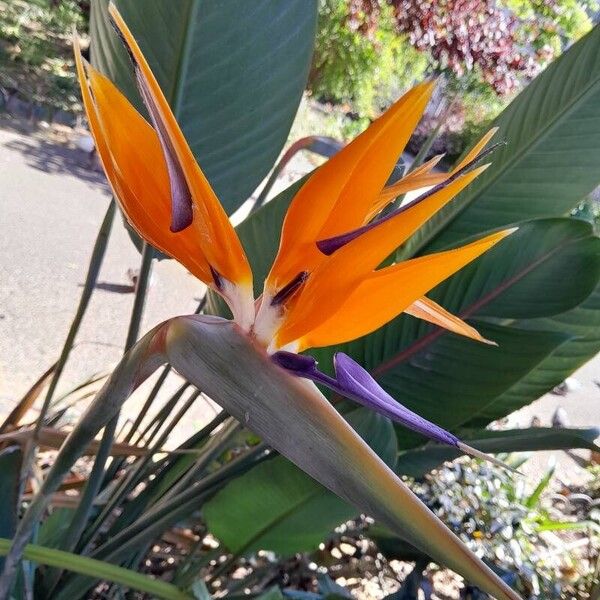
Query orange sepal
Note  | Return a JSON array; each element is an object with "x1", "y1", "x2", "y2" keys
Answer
[
  {"x1": 455, "y1": 128, "x2": 499, "y2": 171},
  {"x1": 287, "y1": 228, "x2": 516, "y2": 350},
  {"x1": 265, "y1": 82, "x2": 435, "y2": 293},
  {"x1": 277, "y1": 167, "x2": 488, "y2": 345},
  {"x1": 108, "y1": 3, "x2": 251, "y2": 290},
  {"x1": 370, "y1": 128, "x2": 499, "y2": 221},
  {"x1": 404, "y1": 297, "x2": 495, "y2": 345},
  {"x1": 84, "y1": 62, "x2": 213, "y2": 282}
]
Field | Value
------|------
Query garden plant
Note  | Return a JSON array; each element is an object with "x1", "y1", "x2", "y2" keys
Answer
[{"x1": 0, "y1": 1, "x2": 599, "y2": 599}]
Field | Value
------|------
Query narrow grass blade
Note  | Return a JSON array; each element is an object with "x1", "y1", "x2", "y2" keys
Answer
[{"x1": 0, "y1": 538, "x2": 192, "y2": 600}]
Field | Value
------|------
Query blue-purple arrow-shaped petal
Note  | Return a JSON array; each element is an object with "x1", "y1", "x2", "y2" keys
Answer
[{"x1": 272, "y1": 350, "x2": 518, "y2": 472}]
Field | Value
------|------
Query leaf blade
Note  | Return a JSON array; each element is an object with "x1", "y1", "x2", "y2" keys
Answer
[
  {"x1": 90, "y1": 0, "x2": 318, "y2": 214},
  {"x1": 409, "y1": 26, "x2": 600, "y2": 254},
  {"x1": 0, "y1": 538, "x2": 192, "y2": 600}
]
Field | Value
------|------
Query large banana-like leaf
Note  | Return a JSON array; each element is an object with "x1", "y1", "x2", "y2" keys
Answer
[
  {"x1": 467, "y1": 280, "x2": 600, "y2": 427},
  {"x1": 204, "y1": 409, "x2": 397, "y2": 556},
  {"x1": 395, "y1": 427, "x2": 600, "y2": 478},
  {"x1": 406, "y1": 25, "x2": 600, "y2": 255},
  {"x1": 90, "y1": 0, "x2": 317, "y2": 214},
  {"x1": 7, "y1": 317, "x2": 520, "y2": 600}
]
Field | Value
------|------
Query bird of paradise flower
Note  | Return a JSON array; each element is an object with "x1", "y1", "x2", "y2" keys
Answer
[{"x1": 68, "y1": 4, "x2": 523, "y2": 599}]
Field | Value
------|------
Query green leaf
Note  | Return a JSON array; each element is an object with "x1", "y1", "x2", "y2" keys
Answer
[
  {"x1": 204, "y1": 409, "x2": 397, "y2": 556},
  {"x1": 525, "y1": 462, "x2": 556, "y2": 509},
  {"x1": 395, "y1": 427, "x2": 600, "y2": 478},
  {"x1": 378, "y1": 322, "x2": 569, "y2": 448},
  {"x1": 0, "y1": 447, "x2": 22, "y2": 570},
  {"x1": 90, "y1": 0, "x2": 317, "y2": 214},
  {"x1": 36, "y1": 508, "x2": 74, "y2": 549},
  {"x1": 426, "y1": 219, "x2": 600, "y2": 320},
  {"x1": 0, "y1": 538, "x2": 192, "y2": 600},
  {"x1": 191, "y1": 580, "x2": 212, "y2": 600},
  {"x1": 468, "y1": 280, "x2": 600, "y2": 426},
  {"x1": 241, "y1": 178, "x2": 306, "y2": 294},
  {"x1": 408, "y1": 25, "x2": 600, "y2": 254}
]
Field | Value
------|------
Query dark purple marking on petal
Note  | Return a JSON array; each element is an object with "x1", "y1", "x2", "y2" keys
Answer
[
  {"x1": 271, "y1": 271, "x2": 309, "y2": 306},
  {"x1": 209, "y1": 265, "x2": 223, "y2": 290},
  {"x1": 135, "y1": 69, "x2": 193, "y2": 233},
  {"x1": 109, "y1": 15, "x2": 136, "y2": 65},
  {"x1": 316, "y1": 141, "x2": 505, "y2": 256},
  {"x1": 271, "y1": 351, "x2": 458, "y2": 448},
  {"x1": 272, "y1": 351, "x2": 519, "y2": 472}
]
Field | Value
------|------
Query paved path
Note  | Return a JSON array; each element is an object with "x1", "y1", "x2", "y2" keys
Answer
[
  {"x1": 1, "y1": 120, "x2": 598, "y2": 470},
  {"x1": 0, "y1": 121, "x2": 215, "y2": 436}
]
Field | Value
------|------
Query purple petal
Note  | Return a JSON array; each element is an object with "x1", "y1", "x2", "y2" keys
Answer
[
  {"x1": 333, "y1": 353, "x2": 459, "y2": 447},
  {"x1": 135, "y1": 69, "x2": 193, "y2": 233},
  {"x1": 272, "y1": 351, "x2": 458, "y2": 448},
  {"x1": 272, "y1": 351, "x2": 519, "y2": 473},
  {"x1": 271, "y1": 351, "x2": 336, "y2": 389}
]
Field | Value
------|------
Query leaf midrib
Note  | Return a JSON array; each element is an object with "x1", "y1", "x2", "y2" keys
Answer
[{"x1": 373, "y1": 233, "x2": 586, "y2": 377}]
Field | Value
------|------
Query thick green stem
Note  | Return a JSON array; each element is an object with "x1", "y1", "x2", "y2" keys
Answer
[{"x1": 124, "y1": 242, "x2": 155, "y2": 353}]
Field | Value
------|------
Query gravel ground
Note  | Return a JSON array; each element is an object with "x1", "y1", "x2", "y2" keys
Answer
[{"x1": 1, "y1": 116, "x2": 598, "y2": 467}]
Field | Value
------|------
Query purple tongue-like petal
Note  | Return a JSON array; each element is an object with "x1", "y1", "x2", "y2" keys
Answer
[
  {"x1": 333, "y1": 353, "x2": 459, "y2": 447},
  {"x1": 271, "y1": 351, "x2": 337, "y2": 389},
  {"x1": 272, "y1": 351, "x2": 519, "y2": 473},
  {"x1": 135, "y1": 69, "x2": 193, "y2": 233},
  {"x1": 272, "y1": 351, "x2": 458, "y2": 447}
]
